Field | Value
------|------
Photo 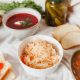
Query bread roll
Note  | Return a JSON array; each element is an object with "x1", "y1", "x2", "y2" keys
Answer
[
  {"x1": 52, "y1": 23, "x2": 80, "y2": 42},
  {"x1": 61, "y1": 31, "x2": 80, "y2": 49}
]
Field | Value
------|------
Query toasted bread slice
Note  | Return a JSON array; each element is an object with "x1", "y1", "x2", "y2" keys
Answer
[
  {"x1": 2, "y1": 70, "x2": 15, "y2": 80},
  {"x1": 0, "y1": 61, "x2": 12, "y2": 80},
  {"x1": 52, "y1": 23, "x2": 80, "y2": 42},
  {"x1": 0, "y1": 54, "x2": 15, "y2": 80},
  {"x1": 61, "y1": 31, "x2": 80, "y2": 49}
]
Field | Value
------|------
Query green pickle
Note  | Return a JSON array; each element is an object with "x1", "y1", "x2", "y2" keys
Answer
[{"x1": 45, "y1": 0, "x2": 68, "y2": 26}]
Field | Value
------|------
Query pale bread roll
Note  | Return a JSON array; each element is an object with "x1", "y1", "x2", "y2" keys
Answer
[
  {"x1": 61, "y1": 31, "x2": 80, "y2": 49},
  {"x1": 52, "y1": 23, "x2": 80, "y2": 42}
]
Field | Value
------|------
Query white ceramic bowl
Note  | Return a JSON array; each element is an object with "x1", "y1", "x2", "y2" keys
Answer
[
  {"x1": 3, "y1": 8, "x2": 41, "y2": 39},
  {"x1": 18, "y1": 35, "x2": 63, "y2": 77}
]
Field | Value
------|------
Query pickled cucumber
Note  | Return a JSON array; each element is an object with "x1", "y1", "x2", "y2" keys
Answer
[
  {"x1": 55, "y1": 18, "x2": 62, "y2": 26},
  {"x1": 45, "y1": 0, "x2": 67, "y2": 26},
  {"x1": 46, "y1": 2, "x2": 56, "y2": 18},
  {"x1": 46, "y1": 2, "x2": 62, "y2": 26},
  {"x1": 51, "y1": 4, "x2": 63, "y2": 17},
  {"x1": 50, "y1": 5, "x2": 63, "y2": 22}
]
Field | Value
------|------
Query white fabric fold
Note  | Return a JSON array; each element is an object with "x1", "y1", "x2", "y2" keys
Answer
[{"x1": 0, "y1": 27, "x2": 74, "y2": 80}]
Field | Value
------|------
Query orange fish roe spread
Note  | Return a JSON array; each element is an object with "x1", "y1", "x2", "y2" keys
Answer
[{"x1": 0, "y1": 63, "x2": 4, "y2": 70}]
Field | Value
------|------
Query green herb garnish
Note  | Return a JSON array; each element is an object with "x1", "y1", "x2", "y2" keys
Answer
[{"x1": 20, "y1": 18, "x2": 33, "y2": 27}]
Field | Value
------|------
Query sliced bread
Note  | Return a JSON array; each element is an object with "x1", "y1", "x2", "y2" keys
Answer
[
  {"x1": 61, "y1": 31, "x2": 80, "y2": 49},
  {"x1": 52, "y1": 23, "x2": 80, "y2": 42}
]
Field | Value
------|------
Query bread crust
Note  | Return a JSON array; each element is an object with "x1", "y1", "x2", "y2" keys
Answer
[{"x1": 1, "y1": 69, "x2": 11, "y2": 80}]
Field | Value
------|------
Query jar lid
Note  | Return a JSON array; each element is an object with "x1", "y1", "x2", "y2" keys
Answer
[{"x1": 51, "y1": 0, "x2": 64, "y2": 3}]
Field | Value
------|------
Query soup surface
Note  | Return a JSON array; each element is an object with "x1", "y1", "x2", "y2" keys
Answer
[{"x1": 6, "y1": 13, "x2": 38, "y2": 29}]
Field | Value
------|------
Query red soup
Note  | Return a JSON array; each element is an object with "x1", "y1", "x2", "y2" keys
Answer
[{"x1": 6, "y1": 13, "x2": 38, "y2": 29}]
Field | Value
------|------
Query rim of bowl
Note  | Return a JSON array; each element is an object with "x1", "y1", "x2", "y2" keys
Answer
[
  {"x1": 2, "y1": 8, "x2": 41, "y2": 30},
  {"x1": 18, "y1": 35, "x2": 63, "y2": 71}
]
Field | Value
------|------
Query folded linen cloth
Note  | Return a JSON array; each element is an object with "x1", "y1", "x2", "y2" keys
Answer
[{"x1": 0, "y1": 27, "x2": 74, "y2": 80}]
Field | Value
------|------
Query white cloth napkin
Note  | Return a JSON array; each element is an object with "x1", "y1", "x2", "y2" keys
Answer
[
  {"x1": 0, "y1": 0, "x2": 78, "y2": 79},
  {"x1": 0, "y1": 26, "x2": 74, "y2": 80}
]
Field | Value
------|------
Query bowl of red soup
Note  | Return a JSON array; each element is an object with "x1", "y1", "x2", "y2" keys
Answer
[{"x1": 3, "y1": 8, "x2": 41, "y2": 39}]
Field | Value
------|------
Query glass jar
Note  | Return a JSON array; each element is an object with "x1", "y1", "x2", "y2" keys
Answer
[
  {"x1": 0, "y1": 15, "x2": 2, "y2": 26},
  {"x1": 45, "y1": 0, "x2": 68, "y2": 26}
]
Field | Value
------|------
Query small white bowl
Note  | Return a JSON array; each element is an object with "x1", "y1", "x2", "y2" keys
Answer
[
  {"x1": 18, "y1": 35, "x2": 63, "y2": 77},
  {"x1": 3, "y1": 8, "x2": 41, "y2": 39}
]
